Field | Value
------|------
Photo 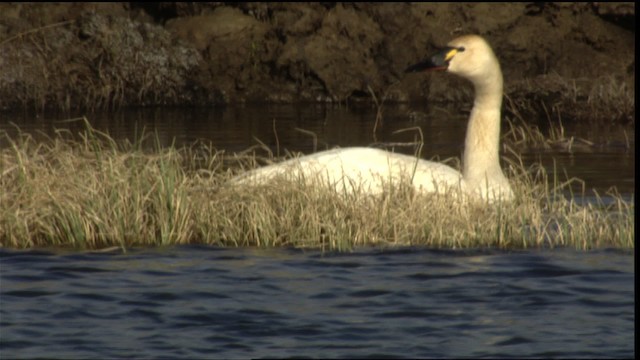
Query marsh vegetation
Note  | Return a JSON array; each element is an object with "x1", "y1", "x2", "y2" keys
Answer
[{"x1": 0, "y1": 119, "x2": 633, "y2": 251}]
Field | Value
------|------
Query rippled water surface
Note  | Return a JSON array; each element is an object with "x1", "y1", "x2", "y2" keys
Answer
[
  {"x1": 1, "y1": 106, "x2": 634, "y2": 358},
  {"x1": 1, "y1": 247, "x2": 634, "y2": 358}
]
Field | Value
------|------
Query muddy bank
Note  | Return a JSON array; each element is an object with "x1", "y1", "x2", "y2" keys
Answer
[{"x1": 0, "y1": 2, "x2": 634, "y2": 123}]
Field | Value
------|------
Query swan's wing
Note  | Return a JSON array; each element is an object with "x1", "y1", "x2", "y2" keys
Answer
[{"x1": 232, "y1": 147, "x2": 464, "y2": 195}]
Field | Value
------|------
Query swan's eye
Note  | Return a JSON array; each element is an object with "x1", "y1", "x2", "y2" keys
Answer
[{"x1": 457, "y1": 47, "x2": 465, "y2": 52}]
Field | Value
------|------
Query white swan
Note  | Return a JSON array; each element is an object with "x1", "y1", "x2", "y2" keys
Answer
[{"x1": 233, "y1": 35, "x2": 513, "y2": 202}]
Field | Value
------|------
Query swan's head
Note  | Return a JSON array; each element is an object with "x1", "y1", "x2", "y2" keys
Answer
[{"x1": 405, "y1": 35, "x2": 501, "y2": 85}]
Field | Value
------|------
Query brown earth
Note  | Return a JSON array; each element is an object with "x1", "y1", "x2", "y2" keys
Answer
[{"x1": 0, "y1": 2, "x2": 634, "y2": 123}]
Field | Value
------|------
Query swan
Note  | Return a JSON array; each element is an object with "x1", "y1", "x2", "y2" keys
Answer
[{"x1": 233, "y1": 35, "x2": 513, "y2": 202}]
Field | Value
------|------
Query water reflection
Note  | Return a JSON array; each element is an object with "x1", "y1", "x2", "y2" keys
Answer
[
  {"x1": 0, "y1": 105, "x2": 634, "y2": 194},
  {"x1": 0, "y1": 105, "x2": 469, "y2": 153}
]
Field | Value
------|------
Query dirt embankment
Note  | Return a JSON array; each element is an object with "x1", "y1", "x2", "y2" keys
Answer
[{"x1": 0, "y1": 2, "x2": 634, "y2": 123}]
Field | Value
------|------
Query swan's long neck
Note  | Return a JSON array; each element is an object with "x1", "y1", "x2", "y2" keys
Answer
[{"x1": 462, "y1": 65, "x2": 505, "y2": 186}]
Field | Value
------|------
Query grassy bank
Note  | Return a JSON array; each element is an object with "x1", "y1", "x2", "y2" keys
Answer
[{"x1": 0, "y1": 124, "x2": 634, "y2": 251}]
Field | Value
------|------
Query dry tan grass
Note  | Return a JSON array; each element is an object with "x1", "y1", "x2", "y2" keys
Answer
[{"x1": 0, "y1": 122, "x2": 634, "y2": 251}]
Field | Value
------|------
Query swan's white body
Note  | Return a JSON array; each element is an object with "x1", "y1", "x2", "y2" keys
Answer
[
  {"x1": 233, "y1": 35, "x2": 513, "y2": 202},
  {"x1": 233, "y1": 147, "x2": 463, "y2": 195}
]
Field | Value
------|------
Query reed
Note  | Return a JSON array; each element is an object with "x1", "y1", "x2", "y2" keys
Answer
[
  {"x1": 507, "y1": 74, "x2": 634, "y2": 124},
  {"x1": 502, "y1": 74, "x2": 634, "y2": 152},
  {"x1": 0, "y1": 123, "x2": 633, "y2": 251}
]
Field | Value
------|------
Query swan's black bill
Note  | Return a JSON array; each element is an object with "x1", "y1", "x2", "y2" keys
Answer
[{"x1": 405, "y1": 46, "x2": 464, "y2": 73}]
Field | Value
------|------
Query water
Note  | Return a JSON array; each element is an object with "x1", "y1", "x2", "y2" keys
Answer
[
  {"x1": 0, "y1": 105, "x2": 635, "y2": 195},
  {"x1": 0, "y1": 106, "x2": 635, "y2": 358},
  {"x1": 0, "y1": 246, "x2": 634, "y2": 358}
]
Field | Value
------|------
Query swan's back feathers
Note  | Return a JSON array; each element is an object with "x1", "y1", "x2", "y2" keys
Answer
[{"x1": 234, "y1": 147, "x2": 463, "y2": 195}]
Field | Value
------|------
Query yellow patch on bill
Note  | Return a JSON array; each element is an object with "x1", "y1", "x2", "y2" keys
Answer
[{"x1": 444, "y1": 49, "x2": 458, "y2": 61}]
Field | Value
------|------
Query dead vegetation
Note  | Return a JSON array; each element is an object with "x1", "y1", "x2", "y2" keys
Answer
[{"x1": 0, "y1": 120, "x2": 633, "y2": 251}]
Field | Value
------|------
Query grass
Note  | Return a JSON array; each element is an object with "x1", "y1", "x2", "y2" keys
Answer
[
  {"x1": 0, "y1": 121, "x2": 634, "y2": 251},
  {"x1": 507, "y1": 74, "x2": 634, "y2": 124},
  {"x1": 503, "y1": 74, "x2": 634, "y2": 151}
]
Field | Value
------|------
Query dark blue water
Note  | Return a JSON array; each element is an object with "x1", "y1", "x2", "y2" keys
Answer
[{"x1": 1, "y1": 246, "x2": 634, "y2": 358}]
